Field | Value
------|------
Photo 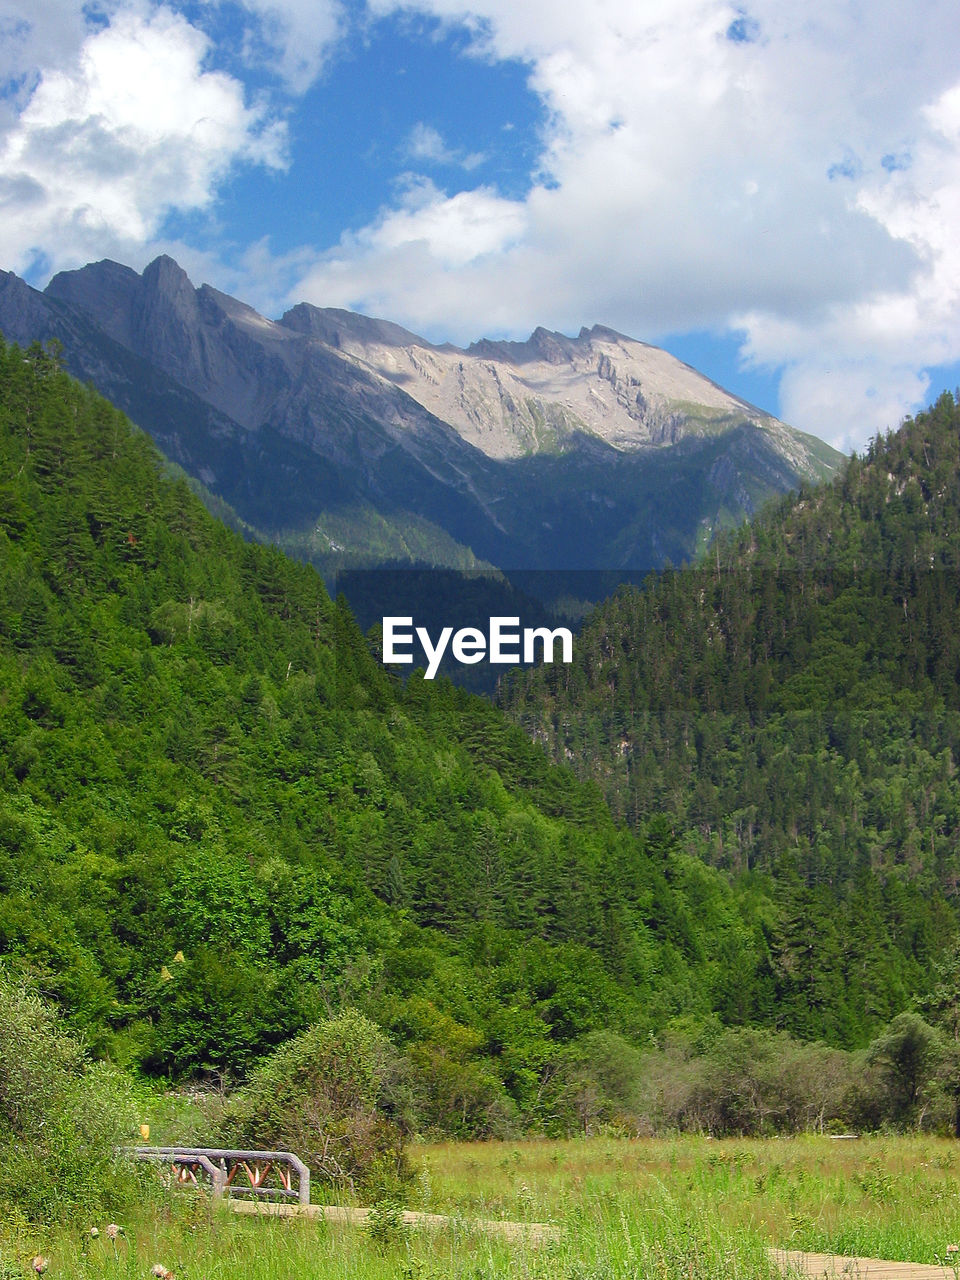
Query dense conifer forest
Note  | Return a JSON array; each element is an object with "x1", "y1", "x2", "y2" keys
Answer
[
  {"x1": 0, "y1": 338, "x2": 764, "y2": 1128},
  {"x1": 3, "y1": 337, "x2": 960, "y2": 1143},
  {"x1": 501, "y1": 393, "x2": 960, "y2": 1046}
]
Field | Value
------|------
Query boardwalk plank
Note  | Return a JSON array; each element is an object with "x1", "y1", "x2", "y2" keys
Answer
[
  {"x1": 228, "y1": 1199, "x2": 559, "y2": 1242},
  {"x1": 772, "y1": 1248, "x2": 960, "y2": 1279}
]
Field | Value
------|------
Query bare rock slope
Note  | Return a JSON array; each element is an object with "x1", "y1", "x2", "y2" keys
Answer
[
  {"x1": 282, "y1": 304, "x2": 830, "y2": 482},
  {"x1": 0, "y1": 256, "x2": 843, "y2": 572}
]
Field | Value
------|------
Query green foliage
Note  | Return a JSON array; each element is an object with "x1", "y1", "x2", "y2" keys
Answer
[
  {"x1": 0, "y1": 333, "x2": 789, "y2": 1123},
  {"x1": 220, "y1": 1009, "x2": 410, "y2": 1195},
  {"x1": 365, "y1": 1199, "x2": 408, "y2": 1251},
  {"x1": 553, "y1": 1029, "x2": 647, "y2": 1134},
  {"x1": 500, "y1": 393, "x2": 960, "y2": 1048},
  {"x1": 0, "y1": 972, "x2": 139, "y2": 1222},
  {"x1": 865, "y1": 1012, "x2": 945, "y2": 1127},
  {"x1": 2, "y1": 333, "x2": 958, "y2": 1143}
]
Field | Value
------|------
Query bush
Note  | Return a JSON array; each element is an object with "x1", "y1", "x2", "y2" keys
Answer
[
  {"x1": 554, "y1": 1030, "x2": 648, "y2": 1135},
  {"x1": 383, "y1": 996, "x2": 516, "y2": 1139},
  {"x1": 631, "y1": 1025, "x2": 854, "y2": 1137},
  {"x1": 0, "y1": 973, "x2": 139, "y2": 1222},
  {"x1": 219, "y1": 1009, "x2": 411, "y2": 1197},
  {"x1": 865, "y1": 1012, "x2": 945, "y2": 1128}
]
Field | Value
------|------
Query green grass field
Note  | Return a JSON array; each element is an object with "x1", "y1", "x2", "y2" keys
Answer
[{"x1": 6, "y1": 1136, "x2": 960, "y2": 1280}]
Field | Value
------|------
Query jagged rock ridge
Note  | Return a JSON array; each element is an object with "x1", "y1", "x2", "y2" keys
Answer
[
  {"x1": 280, "y1": 305, "x2": 823, "y2": 472},
  {"x1": 0, "y1": 255, "x2": 843, "y2": 573}
]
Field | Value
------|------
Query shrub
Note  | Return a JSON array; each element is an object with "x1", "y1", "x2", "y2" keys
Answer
[
  {"x1": 219, "y1": 1009, "x2": 411, "y2": 1197},
  {"x1": 365, "y1": 1199, "x2": 408, "y2": 1251},
  {"x1": 554, "y1": 1029, "x2": 648, "y2": 1135},
  {"x1": 865, "y1": 1012, "x2": 945, "y2": 1127},
  {"x1": 631, "y1": 1025, "x2": 854, "y2": 1137},
  {"x1": 682, "y1": 1027, "x2": 852, "y2": 1136},
  {"x1": 0, "y1": 973, "x2": 139, "y2": 1222},
  {"x1": 383, "y1": 996, "x2": 516, "y2": 1139}
]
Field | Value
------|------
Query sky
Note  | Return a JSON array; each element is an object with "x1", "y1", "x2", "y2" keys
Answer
[{"x1": 2, "y1": 0, "x2": 960, "y2": 452}]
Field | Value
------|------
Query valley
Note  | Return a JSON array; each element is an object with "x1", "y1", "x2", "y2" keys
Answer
[{"x1": 1, "y1": 304, "x2": 958, "y2": 1272}]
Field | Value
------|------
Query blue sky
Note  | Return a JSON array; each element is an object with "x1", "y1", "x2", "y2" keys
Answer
[
  {"x1": 2, "y1": 0, "x2": 960, "y2": 450},
  {"x1": 212, "y1": 12, "x2": 543, "y2": 259}
]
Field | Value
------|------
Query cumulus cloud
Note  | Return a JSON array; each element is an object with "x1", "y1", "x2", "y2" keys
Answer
[
  {"x1": 295, "y1": 176, "x2": 529, "y2": 327},
  {"x1": 4, "y1": 0, "x2": 959, "y2": 446},
  {"x1": 0, "y1": 0, "x2": 89, "y2": 110},
  {"x1": 0, "y1": 5, "x2": 286, "y2": 278},
  {"x1": 737, "y1": 74, "x2": 960, "y2": 448},
  {"x1": 293, "y1": 0, "x2": 960, "y2": 447}
]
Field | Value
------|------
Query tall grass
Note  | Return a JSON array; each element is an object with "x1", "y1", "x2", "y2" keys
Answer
[
  {"x1": 7, "y1": 1135, "x2": 960, "y2": 1278},
  {"x1": 415, "y1": 1134, "x2": 960, "y2": 1263},
  {"x1": 1, "y1": 1193, "x2": 780, "y2": 1280}
]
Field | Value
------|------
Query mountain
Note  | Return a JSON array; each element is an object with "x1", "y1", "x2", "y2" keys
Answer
[
  {"x1": 0, "y1": 257, "x2": 842, "y2": 578},
  {"x1": 0, "y1": 332, "x2": 798, "y2": 1113},
  {"x1": 0, "y1": 260, "x2": 507, "y2": 571},
  {"x1": 1, "y1": 337, "x2": 953, "y2": 1078},
  {"x1": 499, "y1": 391, "x2": 960, "y2": 861},
  {"x1": 498, "y1": 393, "x2": 960, "y2": 1038},
  {"x1": 282, "y1": 305, "x2": 814, "y2": 462}
]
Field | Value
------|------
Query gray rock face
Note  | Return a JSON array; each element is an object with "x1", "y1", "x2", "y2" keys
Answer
[
  {"x1": 277, "y1": 305, "x2": 829, "y2": 481},
  {"x1": 46, "y1": 258, "x2": 141, "y2": 346},
  {"x1": 0, "y1": 269, "x2": 52, "y2": 344},
  {"x1": 0, "y1": 255, "x2": 844, "y2": 572},
  {"x1": 49, "y1": 257, "x2": 283, "y2": 429}
]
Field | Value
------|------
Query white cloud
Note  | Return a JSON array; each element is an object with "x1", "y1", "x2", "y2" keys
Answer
[
  {"x1": 404, "y1": 122, "x2": 486, "y2": 169},
  {"x1": 225, "y1": 0, "x2": 344, "y2": 94},
  {"x1": 0, "y1": 2, "x2": 79, "y2": 82},
  {"x1": 293, "y1": 0, "x2": 960, "y2": 447},
  {"x1": 295, "y1": 177, "x2": 528, "y2": 323},
  {"x1": 371, "y1": 178, "x2": 524, "y2": 264},
  {"x1": 4, "y1": 0, "x2": 959, "y2": 448},
  {"x1": 738, "y1": 74, "x2": 960, "y2": 449},
  {"x1": 0, "y1": 6, "x2": 286, "y2": 277}
]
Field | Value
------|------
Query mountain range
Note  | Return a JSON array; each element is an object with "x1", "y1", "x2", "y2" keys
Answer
[
  {"x1": 2, "y1": 335, "x2": 957, "y2": 1081},
  {"x1": 0, "y1": 256, "x2": 842, "y2": 579}
]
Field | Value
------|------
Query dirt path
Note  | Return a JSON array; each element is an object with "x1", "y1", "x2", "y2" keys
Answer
[
  {"x1": 228, "y1": 1199, "x2": 559, "y2": 1243},
  {"x1": 772, "y1": 1248, "x2": 960, "y2": 1278}
]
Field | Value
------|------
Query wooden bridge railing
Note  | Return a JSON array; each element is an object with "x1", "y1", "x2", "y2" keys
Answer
[{"x1": 128, "y1": 1146, "x2": 310, "y2": 1206}]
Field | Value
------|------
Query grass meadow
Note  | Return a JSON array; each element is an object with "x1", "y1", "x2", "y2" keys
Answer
[{"x1": 6, "y1": 1135, "x2": 960, "y2": 1279}]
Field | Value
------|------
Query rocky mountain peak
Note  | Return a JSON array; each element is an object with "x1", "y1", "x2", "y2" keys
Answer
[
  {"x1": 46, "y1": 259, "x2": 141, "y2": 348},
  {"x1": 141, "y1": 254, "x2": 194, "y2": 304},
  {"x1": 0, "y1": 252, "x2": 844, "y2": 576},
  {"x1": 280, "y1": 302, "x2": 429, "y2": 351},
  {"x1": 134, "y1": 255, "x2": 201, "y2": 348},
  {"x1": 527, "y1": 326, "x2": 573, "y2": 364},
  {"x1": 580, "y1": 323, "x2": 633, "y2": 344},
  {"x1": 0, "y1": 269, "x2": 48, "y2": 344}
]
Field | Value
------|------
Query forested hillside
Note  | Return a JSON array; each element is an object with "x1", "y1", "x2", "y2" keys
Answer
[
  {"x1": 0, "y1": 337, "x2": 786, "y2": 1132},
  {"x1": 4, "y1": 338, "x2": 959, "y2": 1139},
  {"x1": 500, "y1": 394, "x2": 960, "y2": 1043}
]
